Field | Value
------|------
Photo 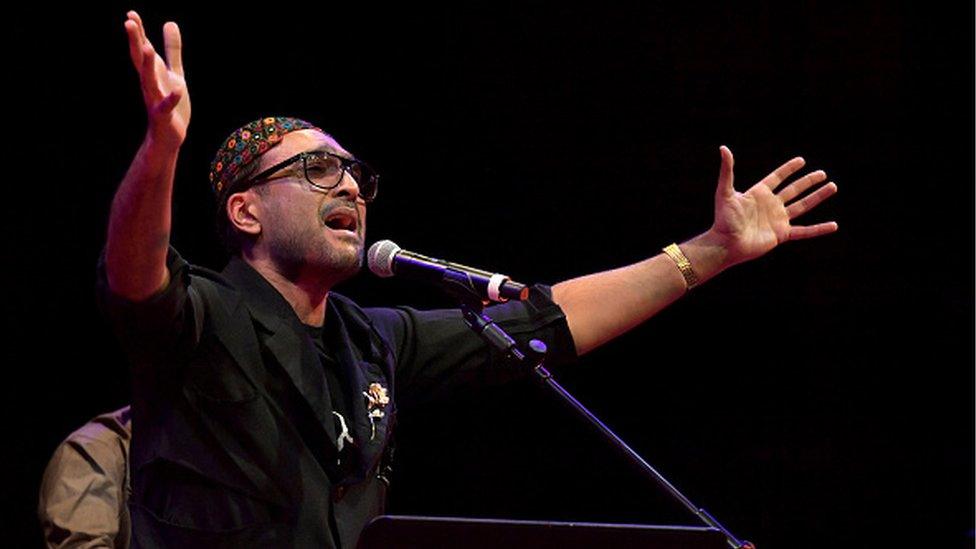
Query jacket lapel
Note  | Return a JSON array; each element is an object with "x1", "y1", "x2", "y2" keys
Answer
[
  {"x1": 324, "y1": 296, "x2": 395, "y2": 482},
  {"x1": 219, "y1": 258, "x2": 338, "y2": 449},
  {"x1": 260, "y1": 317, "x2": 338, "y2": 447}
]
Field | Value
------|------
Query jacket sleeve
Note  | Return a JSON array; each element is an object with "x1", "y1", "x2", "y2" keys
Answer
[
  {"x1": 96, "y1": 246, "x2": 205, "y2": 370},
  {"x1": 364, "y1": 284, "x2": 577, "y2": 412}
]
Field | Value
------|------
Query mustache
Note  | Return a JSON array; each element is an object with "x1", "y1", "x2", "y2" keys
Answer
[
  {"x1": 320, "y1": 199, "x2": 360, "y2": 214},
  {"x1": 319, "y1": 199, "x2": 363, "y2": 228}
]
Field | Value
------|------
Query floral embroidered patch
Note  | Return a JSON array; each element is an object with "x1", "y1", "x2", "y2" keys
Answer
[{"x1": 363, "y1": 382, "x2": 390, "y2": 440}]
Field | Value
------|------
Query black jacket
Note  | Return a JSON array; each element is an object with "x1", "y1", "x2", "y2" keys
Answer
[{"x1": 98, "y1": 249, "x2": 575, "y2": 548}]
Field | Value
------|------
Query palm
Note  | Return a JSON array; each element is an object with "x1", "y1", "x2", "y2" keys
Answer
[{"x1": 711, "y1": 146, "x2": 838, "y2": 266}]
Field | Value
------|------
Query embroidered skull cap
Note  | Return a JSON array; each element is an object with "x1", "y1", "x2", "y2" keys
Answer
[{"x1": 209, "y1": 116, "x2": 323, "y2": 198}]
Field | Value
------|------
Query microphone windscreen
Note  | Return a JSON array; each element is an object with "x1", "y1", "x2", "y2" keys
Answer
[{"x1": 367, "y1": 240, "x2": 401, "y2": 278}]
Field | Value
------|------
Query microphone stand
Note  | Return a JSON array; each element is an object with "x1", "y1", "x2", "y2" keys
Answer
[{"x1": 442, "y1": 275, "x2": 755, "y2": 549}]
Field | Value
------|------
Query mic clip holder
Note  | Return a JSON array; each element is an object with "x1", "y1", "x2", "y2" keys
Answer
[
  {"x1": 443, "y1": 273, "x2": 755, "y2": 549},
  {"x1": 443, "y1": 273, "x2": 545, "y2": 370}
]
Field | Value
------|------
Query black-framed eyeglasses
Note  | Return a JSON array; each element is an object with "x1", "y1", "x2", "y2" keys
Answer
[{"x1": 245, "y1": 150, "x2": 379, "y2": 202}]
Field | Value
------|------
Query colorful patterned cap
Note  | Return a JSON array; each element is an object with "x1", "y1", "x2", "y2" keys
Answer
[{"x1": 209, "y1": 116, "x2": 323, "y2": 197}]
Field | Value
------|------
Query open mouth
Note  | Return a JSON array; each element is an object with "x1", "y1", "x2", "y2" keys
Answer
[{"x1": 323, "y1": 209, "x2": 358, "y2": 234}]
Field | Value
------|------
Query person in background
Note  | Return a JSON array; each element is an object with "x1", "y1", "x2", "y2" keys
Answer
[{"x1": 39, "y1": 407, "x2": 132, "y2": 549}]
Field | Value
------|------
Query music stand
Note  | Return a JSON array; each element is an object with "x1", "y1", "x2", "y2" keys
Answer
[{"x1": 358, "y1": 515, "x2": 728, "y2": 549}]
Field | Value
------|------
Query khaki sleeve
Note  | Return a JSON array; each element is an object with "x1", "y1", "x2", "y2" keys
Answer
[{"x1": 39, "y1": 415, "x2": 130, "y2": 549}]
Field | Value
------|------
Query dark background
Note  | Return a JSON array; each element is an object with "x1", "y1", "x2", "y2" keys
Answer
[{"x1": 5, "y1": 2, "x2": 973, "y2": 547}]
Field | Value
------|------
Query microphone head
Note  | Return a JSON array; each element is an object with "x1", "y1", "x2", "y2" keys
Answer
[{"x1": 367, "y1": 240, "x2": 401, "y2": 278}]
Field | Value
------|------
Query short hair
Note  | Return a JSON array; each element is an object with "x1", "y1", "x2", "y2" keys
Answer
[{"x1": 214, "y1": 160, "x2": 265, "y2": 255}]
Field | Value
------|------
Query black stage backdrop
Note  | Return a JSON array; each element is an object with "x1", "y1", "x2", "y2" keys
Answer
[{"x1": 5, "y1": 3, "x2": 973, "y2": 548}]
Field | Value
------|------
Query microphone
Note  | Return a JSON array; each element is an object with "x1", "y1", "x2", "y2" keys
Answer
[{"x1": 367, "y1": 240, "x2": 529, "y2": 302}]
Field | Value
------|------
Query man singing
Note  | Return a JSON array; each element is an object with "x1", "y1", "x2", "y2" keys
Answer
[{"x1": 100, "y1": 11, "x2": 838, "y2": 548}]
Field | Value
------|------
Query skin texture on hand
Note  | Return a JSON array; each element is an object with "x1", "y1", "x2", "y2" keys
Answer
[
  {"x1": 552, "y1": 146, "x2": 838, "y2": 356},
  {"x1": 710, "y1": 145, "x2": 838, "y2": 269},
  {"x1": 123, "y1": 11, "x2": 190, "y2": 149},
  {"x1": 106, "y1": 12, "x2": 190, "y2": 301}
]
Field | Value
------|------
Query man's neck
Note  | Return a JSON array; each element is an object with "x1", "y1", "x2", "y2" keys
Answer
[{"x1": 243, "y1": 255, "x2": 331, "y2": 327}]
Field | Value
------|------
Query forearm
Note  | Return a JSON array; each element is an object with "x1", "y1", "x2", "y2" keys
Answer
[
  {"x1": 551, "y1": 229, "x2": 733, "y2": 355},
  {"x1": 105, "y1": 132, "x2": 180, "y2": 301}
]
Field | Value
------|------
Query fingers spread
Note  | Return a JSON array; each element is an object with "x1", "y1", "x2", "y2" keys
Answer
[
  {"x1": 779, "y1": 170, "x2": 827, "y2": 203},
  {"x1": 786, "y1": 182, "x2": 837, "y2": 219},
  {"x1": 789, "y1": 222, "x2": 839, "y2": 240},
  {"x1": 163, "y1": 22, "x2": 184, "y2": 74},
  {"x1": 761, "y1": 156, "x2": 805, "y2": 192}
]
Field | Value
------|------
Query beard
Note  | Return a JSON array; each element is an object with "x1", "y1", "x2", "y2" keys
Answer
[
  {"x1": 275, "y1": 232, "x2": 362, "y2": 280},
  {"x1": 264, "y1": 204, "x2": 365, "y2": 285}
]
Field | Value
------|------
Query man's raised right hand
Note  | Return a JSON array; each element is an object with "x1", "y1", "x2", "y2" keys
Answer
[{"x1": 124, "y1": 11, "x2": 190, "y2": 148}]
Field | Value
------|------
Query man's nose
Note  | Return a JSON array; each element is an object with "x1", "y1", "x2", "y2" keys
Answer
[{"x1": 332, "y1": 167, "x2": 361, "y2": 202}]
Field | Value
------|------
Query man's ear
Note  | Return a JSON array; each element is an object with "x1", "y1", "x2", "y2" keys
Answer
[{"x1": 226, "y1": 191, "x2": 262, "y2": 236}]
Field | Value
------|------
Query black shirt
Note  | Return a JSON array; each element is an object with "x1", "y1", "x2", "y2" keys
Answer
[{"x1": 304, "y1": 323, "x2": 348, "y2": 421}]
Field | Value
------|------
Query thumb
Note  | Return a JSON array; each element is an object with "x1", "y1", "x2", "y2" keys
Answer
[
  {"x1": 717, "y1": 145, "x2": 735, "y2": 198},
  {"x1": 155, "y1": 87, "x2": 184, "y2": 116}
]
